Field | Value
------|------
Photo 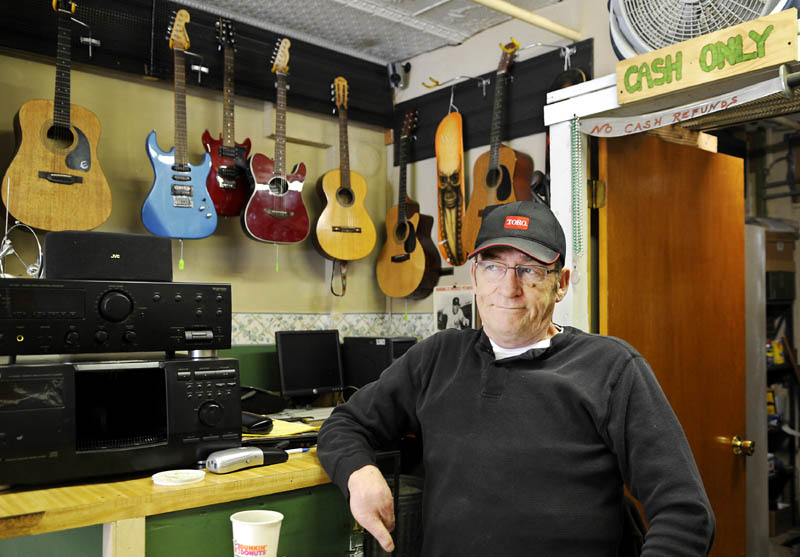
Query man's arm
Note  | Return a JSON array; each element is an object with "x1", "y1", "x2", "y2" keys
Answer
[
  {"x1": 608, "y1": 355, "x2": 715, "y2": 556},
  {"x1": 348, "y1": 464, "x2": 396, "y2": 553}
]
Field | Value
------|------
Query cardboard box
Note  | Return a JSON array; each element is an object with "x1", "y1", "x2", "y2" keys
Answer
[
  {"x1": 766, "y1": 232, "x2": 796, "y2": 273},
  {"x1": 770, "y1": 507, "x2": 793, "y2": 537}
]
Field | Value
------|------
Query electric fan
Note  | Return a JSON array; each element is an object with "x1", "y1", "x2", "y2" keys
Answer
[{"x1": 609, "y1": 0, "x2": 800, "y2": 59}]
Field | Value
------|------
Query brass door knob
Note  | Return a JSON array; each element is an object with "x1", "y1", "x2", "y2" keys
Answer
[{"x1": 731, "y1": 435, "x2": 755, "y2": 456}]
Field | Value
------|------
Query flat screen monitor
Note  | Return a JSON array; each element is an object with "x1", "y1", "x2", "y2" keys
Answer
[{"x1": 275, "y1": 329, "x2": 344, "y2": 400}]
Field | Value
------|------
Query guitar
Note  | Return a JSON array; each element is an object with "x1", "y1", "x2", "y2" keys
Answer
[
  {"x1": 201, "y1": 18, "x2": 252, "y2": 217},
  {"x1": 141, "y1": 10, "x2": 217, "y2": 239},
  {"x1": 314, "y1": 77, "x2": 376, "y2": 261},
  {"x1": 462, "y1": 42, "x2": 533, "y2": 253},
  {"x1": 435, "y1": 111, "x2": 467, "y2": 266},
  {"x1": 1, "y1": 0, "x2": 111, "y2": 231},
  {"x1": 242, "y1": 38, "x2": 309, "y2": 244},
  {"x1": 376, "y1": 110, "x2": 440, "y2": 299}
]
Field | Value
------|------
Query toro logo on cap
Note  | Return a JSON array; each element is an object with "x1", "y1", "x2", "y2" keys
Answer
[{"x1": 504, "y1": 216, "x2": 529, "y2": 230}]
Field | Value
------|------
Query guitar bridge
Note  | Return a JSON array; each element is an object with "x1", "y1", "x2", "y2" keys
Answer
[
  {"x1": 265, "y1": 209, "x2": 295, "y2": 219},
  {"x1": 38, "y1": 171, "x2": 83, "y2": 185},
  {"x1": 332, "y1": 226, "x2": 362, "y2": 233},
  {"x1": 173, "y1": 196, "x2": 193, "y2": 208}
]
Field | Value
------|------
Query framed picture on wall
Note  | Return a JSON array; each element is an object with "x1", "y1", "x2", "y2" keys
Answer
[{"x1": 433, "y1": 285, "x2": 475, "y2": 333}]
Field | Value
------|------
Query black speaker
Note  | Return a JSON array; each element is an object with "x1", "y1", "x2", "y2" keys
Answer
[
  {"x1": 44, "y1": 231, "x2": 172, "y2": 282},
  {"x1": 342, "y1": 336, "x2": 417, "y2": 390}
]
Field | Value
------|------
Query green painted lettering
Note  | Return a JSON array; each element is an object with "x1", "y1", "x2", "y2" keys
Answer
[
  {"x1": 699, "y1": 43, "x2": 716, "y2": 72},
  {"x1": 719, "y1": 35, "x2": 742, "y2": 66},
  {"x1": 639, "y1": 62, "x2": 653, "y2": 90},
  {"x1": 666, "y1": 52, "x2": 682, "y2": 82},
  {"x1": 624, "y1": 64, "x2": 641, "y2": 93},
  {"x1": 651, "y1": 57, "x2": 665, "y2": 86},
  {"x1": 749, "y1": 24, "x2": 774, "y2": 58}
]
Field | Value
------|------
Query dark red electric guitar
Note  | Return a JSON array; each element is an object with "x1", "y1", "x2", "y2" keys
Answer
[
  {"x1": 201, "y1": 18, "x2": 252, "y2": 217},
  {"x1": 242, "y1": 38, "x2": 309, "y2": 244}
]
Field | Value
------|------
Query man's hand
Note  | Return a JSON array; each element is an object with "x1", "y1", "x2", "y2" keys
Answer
[{"x1": 347, "y1": 464, "x2": 396, "y2": 553}]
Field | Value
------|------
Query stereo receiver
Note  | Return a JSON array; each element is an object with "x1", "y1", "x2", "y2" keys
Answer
[
  {"x1": 0, "y1": 356, "x2": 241, "y2": 485},
  {"x1": 0, "y1": 278, "x2": 231, "y2": 356}
]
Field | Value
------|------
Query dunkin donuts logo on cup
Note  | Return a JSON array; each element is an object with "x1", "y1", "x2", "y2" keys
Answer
[
  {"x1": 234, "y1": 541, "x2": 268, "y2": 556},
  {"x1": 504, "y1": 216, "x2": 529, "y2": 230}
]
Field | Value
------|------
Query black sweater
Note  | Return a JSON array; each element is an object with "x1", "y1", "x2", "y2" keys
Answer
[{"x1": 318, "y1": 326, "x2": 715, "y2": 556}]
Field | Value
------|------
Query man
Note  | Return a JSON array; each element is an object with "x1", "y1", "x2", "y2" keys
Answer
[
  {"x1": 318, "y1": 200, "x2": 714, "y2": 556},
  {"x1": 445, "y1": 296, "x2": 469, "y2": 330}
]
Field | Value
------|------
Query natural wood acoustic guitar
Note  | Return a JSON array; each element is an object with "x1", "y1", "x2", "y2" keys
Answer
[
  {"x1": 201, "y1": 18, "x2": 252, "y2": 217},
  {"x1": 242, "y1": 38, "x2": 309, "y2": 244},
  {"x1": 462, "y1": 42, "x2": 533, "y2": 253},
  {"x1": 2, "y1": 0, "x2": 111, "y2": 231},
  {"x1": 376, "y1": 109, "x2": 440, "y2": 299},
  {"x1": 314, "y1": 77, "x2": 376, "y2": 261}
]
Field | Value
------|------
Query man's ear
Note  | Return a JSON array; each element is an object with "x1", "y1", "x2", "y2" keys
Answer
[{"x1": 556, "y1": 267, "x2": 570, "y2": 302}]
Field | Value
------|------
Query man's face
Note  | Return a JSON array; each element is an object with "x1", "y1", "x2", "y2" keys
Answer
[{"x1": 470, "y1": 246, "x2": 569, "y2": 348}]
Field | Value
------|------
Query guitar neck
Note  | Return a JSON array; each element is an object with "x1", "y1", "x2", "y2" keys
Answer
[
  {"x1": 397, "y1": 136, "x2": 409, "y2": 224},
  {"x1": 174, "y1": 48, "x2": 189, "y2": 166},
  {"x1": 488, "y1": 72, "x2": 507, "y2": 171},
  {"x1": 338, "y1": 108, "x2": 351, "y2": 190},
  {"x1": 274, "y1": 73, "x2": 288, "y2": 176},
  {"x1": 54, "y1": 6, "x2": 73, "y2": 127},
  {"x1": 222, "y1": 46, "x2": 235, "y2": 148}
]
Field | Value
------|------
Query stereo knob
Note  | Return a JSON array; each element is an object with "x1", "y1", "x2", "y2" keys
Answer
[
  {"x1": 94, "y1": 330, "x2": 109, "y2": 343},
  {"x1": 123, "y1": 330, "x2": 137, "y2": 344},
  {"x1": 198, "y1": 401, "x2": 224, "y2": 427},
  {"x1": 99, "y1": 291, "x2": 133, "y2": 322},
  {"x1": 64, "y1": 331, "x2": 80, "y2": 346}
]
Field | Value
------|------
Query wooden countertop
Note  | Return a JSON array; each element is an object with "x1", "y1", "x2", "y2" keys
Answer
[{"x1": 0, "y1": 450, "x2": 330, "y2": 540}]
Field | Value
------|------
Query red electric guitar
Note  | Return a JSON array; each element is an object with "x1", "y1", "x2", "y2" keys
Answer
[
  {"x1": 242, "y1": 38, "x2": 309, "y2": 243},
  {"x1": 201, "y1": 18, "x2": 252, "y2": 217}
]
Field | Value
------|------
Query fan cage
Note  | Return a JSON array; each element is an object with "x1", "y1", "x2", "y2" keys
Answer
[{"x1": 612, "y1": 0, "x2": 787, "y2": 55}]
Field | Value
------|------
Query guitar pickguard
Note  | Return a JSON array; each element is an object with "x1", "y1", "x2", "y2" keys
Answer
[{"x1": 65, "y1": 127, "x2": 91, "y2": 172}]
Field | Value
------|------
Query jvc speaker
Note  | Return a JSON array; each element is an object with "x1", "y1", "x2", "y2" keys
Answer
[
  {"x1": 342, "y1": 336, "x2": 416, "y2": 389},
  {"x1": 44, "y1": 231, "x2": 172, "y2": 282}
]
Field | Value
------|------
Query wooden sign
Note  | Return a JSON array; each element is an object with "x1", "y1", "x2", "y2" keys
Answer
[{"x1": 616, "y1": 8, "x2": 798, "y2": 105}]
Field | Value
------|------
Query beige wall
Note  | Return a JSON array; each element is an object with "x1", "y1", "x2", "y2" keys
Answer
[{"x1": 0, "y1": 51, "x2": 390, "y2": 314}]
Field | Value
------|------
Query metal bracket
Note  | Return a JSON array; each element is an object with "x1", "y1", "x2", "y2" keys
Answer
[
  {"x1": 183, "y1": 51, "x2": 209, "y2": 84},
  {"x1": 588, "y1": 179, "x2": 606, "y2": 208}
]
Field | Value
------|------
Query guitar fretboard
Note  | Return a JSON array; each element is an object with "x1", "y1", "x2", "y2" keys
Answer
[
  {"x1": 53, "y1": 6, "x2": 73, "y2": 128},
  {"x1": 338, "y1": 108, "x2": 351, "y2": 190},
  {"x1": 488, "y1": 71, "x2": 507, "y2": 172},
  {"x1": 222, "y1": 46, "x2": 235, "y2": 148},
  {"x1": 174, "y1": 48, "x2": 188, "y2": 166},
  {"x1": 274, "y1": 73, "x2": 288, "y2": 177},
  {"x1": 397, "y1": 135, "x2": 410, "y2": 225}
]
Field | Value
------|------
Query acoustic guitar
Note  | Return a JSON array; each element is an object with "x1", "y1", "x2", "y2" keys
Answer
[
  {"x1": 376, "y1": 110, "x2": 440, "y2": 299},
  {"x1": 201, "y1": 18, "x2": 252, "y2": 217},
  {"x1": 242, "y1": 39, "x2": 309, "y2": 244},
  {"x1": 462, "y1": 42, "x2": 533, "y2": 252},
  {"x1": 314, "y1": 77, "x2": 376, "y2": 261},
  {"x1": 1, "y1": 0, "x2": 111, "y2": 231},
  {"x1": 141, "y1": 10, "x2": 217, "y2": 239}
]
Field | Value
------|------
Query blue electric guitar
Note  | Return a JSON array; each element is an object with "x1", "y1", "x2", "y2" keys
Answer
[{"x1": 141, "y1": 9, "x2": 217, "y2": 239}]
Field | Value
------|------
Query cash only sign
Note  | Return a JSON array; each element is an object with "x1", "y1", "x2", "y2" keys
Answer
[{"x1": 583, "y1": 9, "x2": 799, "y2": 137}]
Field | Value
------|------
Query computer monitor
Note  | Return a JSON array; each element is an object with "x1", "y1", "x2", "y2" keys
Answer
[{"x1": 275, "y1": 329, "x2": 344, "y2": 404}]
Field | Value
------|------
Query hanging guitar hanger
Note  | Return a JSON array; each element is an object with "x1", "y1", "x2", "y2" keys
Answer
[
  {"x1": 330, "y1": 260, "x2": 347, "y2": 297},
  {"x1": 422, "y1": 75, "x2": 492, "y2": 99}
]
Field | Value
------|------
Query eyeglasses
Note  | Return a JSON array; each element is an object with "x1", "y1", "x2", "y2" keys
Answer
[{"x1": 475, "y1": 259, "x2": 558, "y2": 287}]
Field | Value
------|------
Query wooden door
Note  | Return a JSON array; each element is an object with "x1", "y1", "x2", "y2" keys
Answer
[{"x1": 599, "y1": 134, "x2": 746, "y2": 556}]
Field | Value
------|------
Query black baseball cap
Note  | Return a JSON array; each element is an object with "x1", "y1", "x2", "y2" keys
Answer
[{"x1": 468, "y1": 201, "x2": 566, "y2": 264}]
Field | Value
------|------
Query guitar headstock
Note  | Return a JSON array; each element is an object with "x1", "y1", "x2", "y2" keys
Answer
[
  {"x1": 168, "y1": 9, "x2": 191, "y2": 51},
  {"x1": 52, "y1": 0, "x2": 76, "y2": 13},
  {"x1": 400, "y1": 109, "x2": 417, "y2": 140},
  {"x1": 497, "y1": 41, "x2": 519, "y2": 75},
  {"x1": 271, "y1": 38, "x2": 291, "y2": 75},
  {"x1": 332, "y1": 77, "x2": 349, "y2": 111},
  {"x1": 216, "y1": 17, "x2": 235, "y2": 50}
]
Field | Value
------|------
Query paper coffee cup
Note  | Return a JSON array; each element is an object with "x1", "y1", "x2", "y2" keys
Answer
[{"x1": 230, "y1": 510, "x2": 284, "y2": 557}]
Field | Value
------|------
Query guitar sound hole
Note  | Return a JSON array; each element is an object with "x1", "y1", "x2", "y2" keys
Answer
[
  {"x1": 268, "y1": 177, "x2": 288, "y2": 195},
  {"x1": 394, "y1": 221, "x2": 408, "y2": 242},
  {"x1": 46, "y1": 125, "x2": 74, "y2": 150},
  {"x1": 336, "y1": 187, "x2": 355, "y2": 207},
  {"x1": 485, "y1": 166, "x2": 513, "y2": 201}
]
